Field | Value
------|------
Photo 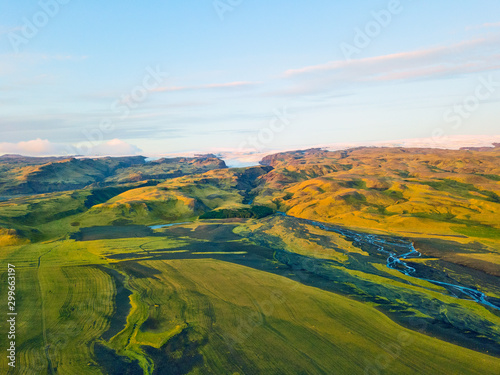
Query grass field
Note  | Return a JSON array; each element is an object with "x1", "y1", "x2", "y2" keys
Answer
[
  {"x1": 1, "y1": 148, "x2": 500, "y2": 374},
  {"x1": 1, "y1": 217, "x2": 499, "y2": 374}
]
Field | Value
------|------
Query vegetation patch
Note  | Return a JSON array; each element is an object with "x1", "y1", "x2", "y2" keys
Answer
[
  {"x1": 419, "y1": 179, "x2": 480, "y2": 199},
  {"x1": 84, "y1": 184, "x2": 156, "y2": 208},
  {"x1": 479, "y1": 174, "x2": 500, "y2": 181},
  {"x1": 340, "y1": 191, "x2": 367, "y2": 207},
  {"x1": 452, "y1": 224, "x2": 500, "y2": 239},
  {"x1": 339, "y1": 178, "x2": 367, "y2": 189},
  {"x1": 381, "y1": 189, "x2": 405, "y2": 200},
  {"x1": 200, "y1": 205, "x2": 274, "y2": 219}
]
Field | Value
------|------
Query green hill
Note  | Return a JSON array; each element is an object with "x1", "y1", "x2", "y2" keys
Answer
[
  {"x1": 0, "y1": 147, "x2": 499, "y2": 374},
  {"x1": 0, "y1": 154, "x2": 226, "y2": 198}
]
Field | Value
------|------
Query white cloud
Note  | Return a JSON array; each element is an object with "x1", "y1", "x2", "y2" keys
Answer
[
  {"x1": 212, "y1": 135, "x2": 500, "y2": 166},
  {"x1": 0, "y1": 52, "x2": 87, "y2": 77},
  {"x1": 0, "y1": 138, "x2": 62, "y2": 155},
  {"x1": 0, "y1": 138, "x2": 142, "y2": 157},
  {"x1": 152, "y1": 81, "x2": 258, "y2": 93},
  {"x1": 88, "y1": 139, "x2": 142, "y2": 156},
  {"x1": 215, "y1": 148, "x2": 274, "y2": 168},
  {"x1": 321, "y1": 134, "x2": 500, "y2": 151},
  {"x1": 286, "y1": 36, "x2": 500, "y2": 78},
  {"x1": 3, "y1": 136, "x2": 499, "y2": 165},
  {"x1": 280, "y1": 35, "x2": 500, "y2": 96},
  {"x1": 466, "y1": 22, "x2": 500, "y2": 31}
]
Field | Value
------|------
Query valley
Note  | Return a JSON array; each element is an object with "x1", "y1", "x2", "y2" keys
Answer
[{"x1": 0, "y1": 146, "x2": 499, "y2": 374}]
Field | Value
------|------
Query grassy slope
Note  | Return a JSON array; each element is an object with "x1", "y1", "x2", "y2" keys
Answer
[
  {"x1": 2, "y1": 233, "x2": 499, "y2": 374},
  {"x1": 1, "y1": 147, "x2": 500, "y2": 374},
  {"x1": 0, "y1": 240, "x2": 113, "y2": 374},
  {"x1": 104, "y1": 156, "x2": 226, "y2": 184},
  {"x1": 258, "y1": 148, "x2": 500, "y2": 233},
  {"x1": 255, "y1": 147, "x2": 500, "y2": 277},
  {"x1": 240, "y1": 216, "x2": 500, "y2": 343},
  {"x1": 109, "y1": 258, "x2": 500, "y2": 374},
  {"x1": 0, "y1": 155, "x2": 225, "y2": 197},
  {"x1": 74, "y1": 167, "x2": 265, "y2": 228}
]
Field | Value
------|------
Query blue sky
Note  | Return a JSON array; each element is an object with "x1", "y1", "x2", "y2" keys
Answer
[{"x1": 0, "y1": 0, "x2": 499, "y2": 159}]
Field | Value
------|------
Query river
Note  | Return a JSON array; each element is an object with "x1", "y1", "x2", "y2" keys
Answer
[{"x1": 277, "y1": 212, "x2": 500, "y2": 311}]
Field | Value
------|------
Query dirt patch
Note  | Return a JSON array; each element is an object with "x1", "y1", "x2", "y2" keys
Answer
[
  {"x1": 142, "y1": 326, "x2": 206, "y2": 375},
  {"x1": 141, "y1": 316, "x2": 164, "y2": 332},
  {"x1": 452, "y1": 254, "x2": 500, "y2": 277},
  {"x1": 413, "y1": 238, "x2": 489, "y2": 255},
  {"x1": 71, "y1": 225, "x2": 155, "y2": 241},
  {"x1": 94, "y1": 266, "x2": 133, "y2": 341},
  {"x1": 93, "y1": 343, "x2": 143, "y2": 375},
  {"x1": 107, "y1": 241, "x2": 274, "y2": 266},
  {"x1": 412, "y1": 238, "x2": 500, "y2": 276},
  {"x1": 168, "y1": 224, "x2": 241, "y2": 241},
  {"x1": 116, "y1": 261, "x2": 162, "y2": 279}
]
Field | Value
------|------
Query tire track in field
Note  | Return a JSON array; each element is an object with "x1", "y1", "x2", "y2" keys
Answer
[{"x1": 36, "y1": 246, "x2": 55, "y2": 375}]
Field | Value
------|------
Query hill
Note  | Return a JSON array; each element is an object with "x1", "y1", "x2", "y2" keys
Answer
[
  {"x1": 0, "y1": 154, "x2": 226, "y2": 198},
  {"x1": 256, "y1": 146, "x2": 500, "y2": 241},
  {"x1": 0, "y1": 146, "x2": 499, "y2": 374}
]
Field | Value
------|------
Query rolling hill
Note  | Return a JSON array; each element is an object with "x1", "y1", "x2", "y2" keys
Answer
[
  {"x1": 0, "y1": 146, "x2": 499, "y2": 374},
  {"x1": 0, "y1": 154, "x2": 226, "y2": 198}
]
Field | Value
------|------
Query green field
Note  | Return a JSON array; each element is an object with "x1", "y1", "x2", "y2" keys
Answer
[
  {"x1": 1, "y1": 148, "x2": 500, "y2": 374},
  {"x1": 1, "y1": 217, "x2": 499, "y2": 374}
]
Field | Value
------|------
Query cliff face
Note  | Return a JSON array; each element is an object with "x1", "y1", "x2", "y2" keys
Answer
[
  {"x1": 260, "y1": 148, "x2": 330, "y2": 167},
  {"x1": 460, "y1": 143, "x2": 500, "y2": 151},
  {"x1": 104, "y1": 156, "x2": 227, "y2": 184},
  {"x1": 0, "y1": 154, "x2": 69, "y2": 164}
]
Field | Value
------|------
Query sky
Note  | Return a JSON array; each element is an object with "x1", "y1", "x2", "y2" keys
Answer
[{"x1": 0, "y1": 0, "x2": 499, "y2": 163}]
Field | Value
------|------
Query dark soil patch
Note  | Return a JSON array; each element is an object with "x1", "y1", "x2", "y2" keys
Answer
[
  {"x1": 116, "y1": 261, "x2": 162, "y2": 279},
  {"x1": 107, "y1": 240, "x2": 275, "y2": 269},
  {"x1": 142, "y1": 326, "x2": 206, "y2": 375},
  {"x1": 93, "y1": 343, "x2": 143, "y2": 375},
  {"x1": 412, "y1": 238, "x2": 500, "y2": 276},
  {"x1": 71, "y1": 225, "x2": 154, "y2": 241},
  {"x1": 94, "y1": 266, "x2": 133, "y2": 341},
  {"x1": 141, "y1": 316, "x2": 163, "y2": 332},
  {"x1": 413, "y1": 238, "x2": 489, "y2": 255},
  {"x1": 404, "y1": 231, "x2": 467, "y2": 238},
  {"x1": 168, "y1": 224, "x2": 241, "y2": 241}
]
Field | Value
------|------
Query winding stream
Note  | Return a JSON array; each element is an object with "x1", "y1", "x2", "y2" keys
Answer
[
  {"x1": 149, "y1": 222, "x2": 192, "y2": 230},
  {"x1": 148, "y1": 214, "x2": 500, "y2": 311},
  {"x1": 277, "y1": 212, "x2": 500, "y2": 311}
]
